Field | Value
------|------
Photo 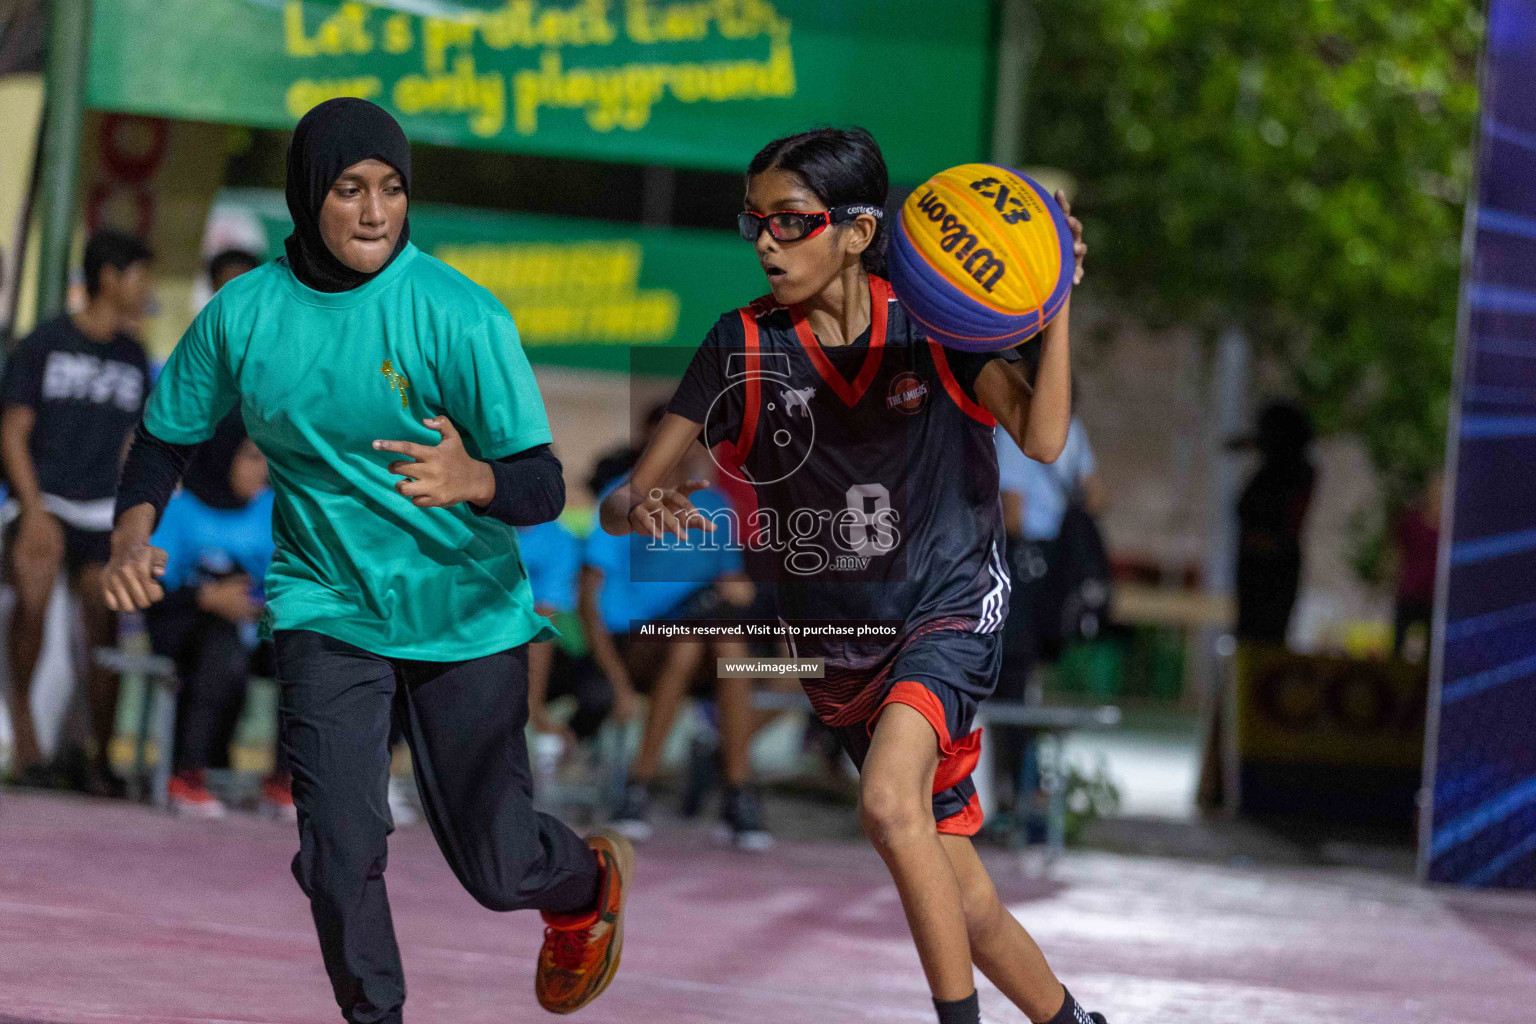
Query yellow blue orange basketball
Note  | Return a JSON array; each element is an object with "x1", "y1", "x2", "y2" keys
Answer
[{"x1": 888, "y1": 164, "x2": 1074, "y2": 352}]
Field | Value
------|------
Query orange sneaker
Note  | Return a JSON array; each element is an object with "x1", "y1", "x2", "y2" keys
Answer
[
  {"x1": 535, "y1": 829, "x2": 634, "y2": 1014},
  {"x1": 168, "y1": 770, "x2": 226, "y2": 819}
]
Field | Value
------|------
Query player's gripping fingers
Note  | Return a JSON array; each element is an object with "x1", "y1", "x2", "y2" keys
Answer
[
  {"x1": 633, "y1": 502, "x2": 671, "y2": 540},
  {"x1": 373, "y1": 439, "x2": 431, "y2": 462},
  {"x1": 1071, "y1": 221, "x2": 1086, "y2": 284},
  {"x1": 387, "y1": 459, "x2": 425, "y2": 480},
  {"x1": 396, "y1": 477, "x2": 450, "y2": 508},
  {"x1": 626, "y1": 501, "x2": 658, "y2": 539},
  {"x1": 115, "y1": 563, "x2": 160, "y2": 611},
  {"x1": 126, "y1": 562, "x2": 164, "y2": 610},
  {"x1": 648, "y1": 505, "x2": 682, "y2": 539},
  {"x1": 660, "y1": 493, "x2": 702, "y2": 528},
  {"x1": 1056, "y1": 189, "x2": 1086, "y2": 284},
  {"x1": 423, "y1": 416, "x2": 462, "y2": 446},
  {"x1": 104, "y1": 545, "x2": 166, "y2": 611},
  {"x1": 664, "y1": 507, "x2": 694, "y2": 541},
  {"x1": 674, "y1": 503, "x2": 717, "y2": 537}
]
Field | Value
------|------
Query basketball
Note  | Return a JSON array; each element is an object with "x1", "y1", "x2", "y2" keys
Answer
[{"x1": 888, "y1": 163, "x2": 1074, "y2": 352}]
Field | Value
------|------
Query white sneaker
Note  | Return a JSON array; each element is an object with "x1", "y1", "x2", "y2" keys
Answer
[{"x1": 388, "y1": 774, "x2": 420, "y2": 826}]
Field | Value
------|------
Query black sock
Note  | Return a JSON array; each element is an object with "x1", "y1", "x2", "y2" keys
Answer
[
  {"x1": 934, "y1": 991, "x2": 980, "y2": 1024},
  {"x1": 1043, "y1": 986, "x2": 1095, "y2": 1024}
]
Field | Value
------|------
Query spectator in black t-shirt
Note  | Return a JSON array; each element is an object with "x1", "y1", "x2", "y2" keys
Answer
[{"x1": 1, "y1": 230, "x2": 153, "y2": 791}]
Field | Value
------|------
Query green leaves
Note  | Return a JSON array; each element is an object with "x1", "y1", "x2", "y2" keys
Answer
[{"x1": 1027, "y1": 0, "x2": 1481, "y2": 503}]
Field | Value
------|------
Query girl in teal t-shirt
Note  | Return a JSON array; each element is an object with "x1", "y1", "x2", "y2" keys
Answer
[{"x1": 104, "y1": 99, "x2": 632, "y2": 1022}]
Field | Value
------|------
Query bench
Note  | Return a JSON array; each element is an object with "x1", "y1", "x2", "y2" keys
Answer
[{"x1": 975, "y1": 701, "x2": 1122, "y2": 862}]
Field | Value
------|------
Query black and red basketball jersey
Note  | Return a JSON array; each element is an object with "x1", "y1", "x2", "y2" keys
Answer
[{"x1": 668, "y1": 276, "x2": 1011, "y2": 675}]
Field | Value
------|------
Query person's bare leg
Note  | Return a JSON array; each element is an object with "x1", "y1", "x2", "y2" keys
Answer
[
  {"x1": 5, "y1": 543, "x2": 63, "y2": 770},
  {"x1": 940, "y1": 832, "x2": 1066, "y2": 1021},
  {"x1": 628, "y1": 641, "x2": 703, "y2": 782},
  {"x1": 860, "y1": 703, "x2": 975, "y2": 1001},
  {"x1": 75, "y1": 565, "x2": 121, "y2": 773},
  {"x1": 711, "y1": 640, "x2": 755, "y2": 787}
]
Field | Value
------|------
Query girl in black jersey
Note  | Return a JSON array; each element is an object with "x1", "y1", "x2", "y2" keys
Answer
[{"x1": 600, "y1": 129, "x2": 1107, "y2": 1024}]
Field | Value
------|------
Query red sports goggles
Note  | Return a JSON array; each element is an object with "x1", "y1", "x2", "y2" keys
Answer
[{"x1": 737, "y1": 204, "x2": 885, "y2": 243}]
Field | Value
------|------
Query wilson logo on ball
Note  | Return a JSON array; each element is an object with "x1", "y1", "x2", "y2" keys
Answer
[
  {"x1": 912, "y1": 190, "x2": 1008, "y2": 293},
  {"x1": 889, "y1": 163, "x2": 1074, "y2": 352}
]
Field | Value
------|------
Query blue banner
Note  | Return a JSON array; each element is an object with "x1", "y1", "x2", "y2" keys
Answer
[{"x1": 1423, "y1": 0, "x2": 1536, "y2": 887}]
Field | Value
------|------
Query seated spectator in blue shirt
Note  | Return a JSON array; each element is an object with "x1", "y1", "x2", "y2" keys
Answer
[
  {"x1": 578, "y1": 445, "x2": 770, "y2": 850},
  {"x1": 519, "y1": 517, "x2": 613, "y2": 744},
  {"x1": 996, "y1": 416, "x2": 1104, "y2": 543},
  {"x1": 147, "y1": 413, "x2": 287, "y2": 820}
]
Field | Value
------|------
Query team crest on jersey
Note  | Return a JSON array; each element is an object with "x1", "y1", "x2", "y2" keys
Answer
[
  {"x1": 886, "y1": 372, "x2": 929, "y2": 415},
  {"x1": 380, "y1": 359, "x2": 410, "y2": 409}
]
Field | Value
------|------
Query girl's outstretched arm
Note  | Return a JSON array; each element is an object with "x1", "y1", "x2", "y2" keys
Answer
[{"x1": 598, "y1": 412, "x2": 716, "y2": 539}]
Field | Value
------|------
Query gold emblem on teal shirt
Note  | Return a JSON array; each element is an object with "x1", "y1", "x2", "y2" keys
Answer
[{"x1": 380, "y1": 359, "x2": 410, "y2": 409}]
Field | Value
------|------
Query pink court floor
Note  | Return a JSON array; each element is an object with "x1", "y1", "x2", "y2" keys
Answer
[{"x1": 3, "y1": 791, "x2": 1536, "y2": 1024}]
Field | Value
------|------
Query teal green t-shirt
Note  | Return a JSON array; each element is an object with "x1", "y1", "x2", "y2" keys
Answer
[{"x1": 145, "y1": 244, "x2": 556, "y2": 660}]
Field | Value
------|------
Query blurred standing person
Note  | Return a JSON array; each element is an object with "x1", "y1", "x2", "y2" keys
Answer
[
  {"x1": 1235, "y1": 402, "x2": 1315, "y2": 645},
  {"x1": 1, "y1": 230, "x2": 152, "y2": 793},
  {"x1": 1393, "y1": 471, "x2": 1443, "y2": 663},
  {"x1": 146, "y1": 414, "x2": 285, "y2": 818}
]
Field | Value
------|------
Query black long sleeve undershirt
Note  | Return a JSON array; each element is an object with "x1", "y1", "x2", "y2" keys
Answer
[
  {"x1": 472, "y1": 443, "x2": 565, "y2": 527},
  {"x1": 114, "y1": 422, "x2": 195, "y2": 528},
  {"x1": 115, "y1": 422, "x2": 565, "y2": 529}
]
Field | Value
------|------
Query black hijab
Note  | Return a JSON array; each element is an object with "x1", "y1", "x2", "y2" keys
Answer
[
  {"x1": 284, "y1": 98, "x2": 412, "y2": 293},
  {"x1": 184, "y1": 413, "x2": 253, "y2": 511}
]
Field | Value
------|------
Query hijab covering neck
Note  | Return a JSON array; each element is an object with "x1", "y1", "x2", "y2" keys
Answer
[
  {"x1": 184, "y1": 412, "x2": 253, "y2": 511},
  {"x1": 284, "y1": 98, "x2": 412, "y2": 293}
]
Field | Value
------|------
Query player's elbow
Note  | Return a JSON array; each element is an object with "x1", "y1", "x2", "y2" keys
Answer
[{"x1": 1023, "y1": 436, "x2": 1065, "y2": 464}]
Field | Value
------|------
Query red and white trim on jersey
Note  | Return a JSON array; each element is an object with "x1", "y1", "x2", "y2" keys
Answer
[
  {"x1": 789, "y1": 276, "x2": 892, "y2": 407},
  {"x1": 927, "y1": 338, "x2": 998, "y2": 427},
  {"x1": 730, "y1": 306, "x2": 764, "y2": 463}
]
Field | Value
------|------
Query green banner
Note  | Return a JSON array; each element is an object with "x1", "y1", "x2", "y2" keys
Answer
[
  {"x1": 88, "y1": 0, "x2": 993, "y2": 182},
  {"x1": 232, "y1": 188, "x2": 765, "y2": 373}
]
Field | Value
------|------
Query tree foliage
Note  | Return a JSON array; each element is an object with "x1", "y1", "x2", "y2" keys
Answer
[{"x1": 1025, "y1": 0, "x2": 1483, "y2": 502}]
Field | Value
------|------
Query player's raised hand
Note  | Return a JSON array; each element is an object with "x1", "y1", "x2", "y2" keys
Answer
[
  {"x1": 1055, "y1": 189, "x2": 1087, "y2": 285},
  {"x1": 627, "y1": 479, "x2": 717, "y2": 541},
  {"x1": 374, "y1": 416, "x2": 495, "y2": 509}
]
